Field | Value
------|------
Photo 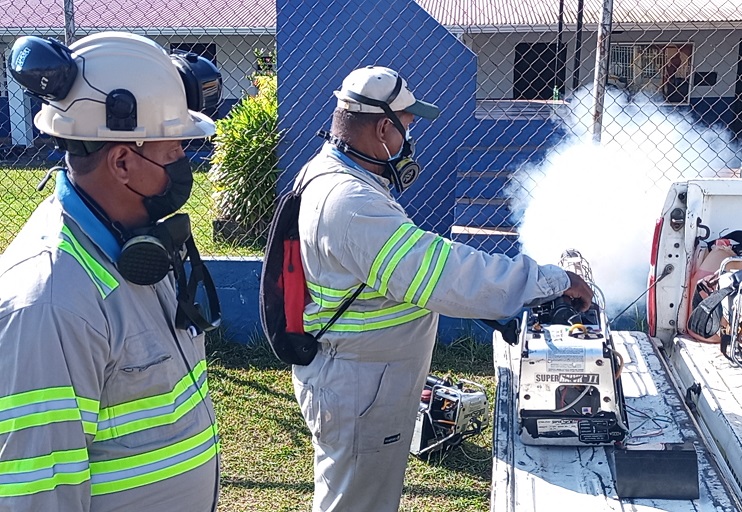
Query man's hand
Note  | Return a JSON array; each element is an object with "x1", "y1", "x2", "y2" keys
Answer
[{"x1": 563, "y1": 271, "x2": 594, "y2": 312}]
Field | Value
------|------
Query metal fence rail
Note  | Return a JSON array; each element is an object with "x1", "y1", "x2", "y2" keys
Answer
[{"x1": 1, "y1": 0, "x2": 741, "y2": 309}]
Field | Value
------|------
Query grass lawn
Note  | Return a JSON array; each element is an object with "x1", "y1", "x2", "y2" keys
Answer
[
  {"x1": 207, "y1": 333, "x2": 497, "y2": 512},
  {"x1": 0, "y1": 168, "x2": 259, "y2": 256}
]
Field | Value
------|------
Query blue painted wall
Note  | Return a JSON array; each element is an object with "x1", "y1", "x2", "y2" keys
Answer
[{"x1": 277, "y1": 0, "x2": 478, "y2": 234}]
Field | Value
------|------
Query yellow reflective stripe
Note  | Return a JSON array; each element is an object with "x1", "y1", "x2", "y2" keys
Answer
[
  {"x1": 367, "y1": 223, "x2": 415, "y2": 291},
  {"x1": 305, "y1": 306, "x2": 431, "y2": 333},
  {"x1": 0, "y1": 386, "x2": 75, "y2": 410},
  {"x1": 306, "y1": 281, "x2": 381, "y2": 308},
  {"x1": 404, "y1": 237, "x2": 442, "y2": 304},
  {"x1": 90, "y1": 425, "x2": 218, "y2": 496},
  {"x1": 0, "y1": 386, "x2": 94, "y2": 436},
  {"x1": 0, "y1": 448, "x2": 90, "y2": 497},
  {"x1": 417, "y1": 239, "x2": 452, "y2": 308},
  {"x1": 304, "y1": 303, "x2": 431, "y2": 332},
  {"x1": 77, "y1": 396, "x2": 100, "y2": 436},
  {"x1": 59, "y1": 225, "x2": 119, "y2": 299},
  {"x1": 96, "y1": 361, "x2": 208, "y2": 441},
  {"x1": 376, "y1": 229, "x2": 425, "y2": 295}
]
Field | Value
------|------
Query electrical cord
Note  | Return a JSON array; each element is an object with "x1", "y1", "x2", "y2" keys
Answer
[{"x1": 625, "y1": 404, "x2": 673, "y2": 443}]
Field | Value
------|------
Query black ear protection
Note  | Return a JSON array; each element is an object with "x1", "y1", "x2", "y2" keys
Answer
[
  {"x1": 8, "y1": 36, "x2": 77, "y2": 101},
  {"x1": 326, "y1": 74, "x2": 421, "y2": 192},
  {"x1": 8, "y1": 36, "x2": 223, "y2": 149},
  {"x1": 170, "y1": 50, "x2": 223, "y2": 118}
]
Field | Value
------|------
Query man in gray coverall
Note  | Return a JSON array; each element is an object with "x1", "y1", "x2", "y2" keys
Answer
[
  {"x1": 0, "y1": 32, "x2": 220, "y2": 511},
  {"x1": 293, "y1": 65, "x2": 593, "y2": 511}
]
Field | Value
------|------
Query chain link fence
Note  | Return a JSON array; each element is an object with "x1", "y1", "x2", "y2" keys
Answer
[{"x1": 1, "y1": 1, "x2": 741, "y2": 307}]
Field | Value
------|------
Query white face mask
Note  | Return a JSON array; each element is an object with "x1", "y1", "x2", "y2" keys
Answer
[{"x1": 383, "y1": 128, "x2": 413, "y2": 161}]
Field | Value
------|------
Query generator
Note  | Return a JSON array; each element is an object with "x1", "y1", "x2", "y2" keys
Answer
[
  {"x1": 518, "y1": 250, "x2": 629, "y2": 446},
  {"x1": 410, "y1": 374, "x2": 489, "y2": 457}
]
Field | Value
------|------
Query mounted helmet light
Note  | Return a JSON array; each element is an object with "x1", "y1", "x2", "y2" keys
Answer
[
  {"x1": 8, "y1": 32, "x2": 222, "y2": 155},
  {"x1": 328, "y1": 66, "x2": 439, "y2": 192}
]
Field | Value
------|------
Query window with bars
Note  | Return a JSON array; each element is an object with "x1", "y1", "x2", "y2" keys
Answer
[{"x1": 609, "y1": 43, "x2": 692, "y2": 104}]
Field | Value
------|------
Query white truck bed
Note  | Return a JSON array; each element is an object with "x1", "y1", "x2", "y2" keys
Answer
[
  {"x1": 491, "y1": 330, "x2": 741, "y2": 511},
  {"x1": 668, "y1": 334, "x2": 742, "y2": 498}
]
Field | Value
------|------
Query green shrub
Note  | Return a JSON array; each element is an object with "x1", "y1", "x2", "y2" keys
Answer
[{"x1": 209, "y1": 75, "x2": 279, "y2": 245}]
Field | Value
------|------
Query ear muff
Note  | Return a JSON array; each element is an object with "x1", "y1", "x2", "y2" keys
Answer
[
  {"x1": 8, "y1": 36, "x2": 77, "y2": 101},
  {"x1": 170, "y1": 51, "x2": 223, "y2": 118}
]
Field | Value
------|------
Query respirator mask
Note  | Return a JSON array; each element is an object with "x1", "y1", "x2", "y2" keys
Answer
[
  {"x1": 317, "y1": 118, "x2": 420, "y2": 193},
  {"x1": 321, "y1": 73, "x2": 423, "y2": 193},
  {"x1": 118, "y1": 213, "x2": 221, "y2": 332},
  {"x1": 381, "y1": 126, "x2": 420, "y2": 192}
]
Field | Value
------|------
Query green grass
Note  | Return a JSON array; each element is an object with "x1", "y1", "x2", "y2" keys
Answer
[
  {"x1": 207, "y1": 332, "x2": 497, "y2": 512},
  {"x1": 0, "y1": 168, "x2": 260, "y2": 256}
]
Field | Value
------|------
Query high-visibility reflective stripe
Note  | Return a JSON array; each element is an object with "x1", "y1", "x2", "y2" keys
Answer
[
  {"x1": 418, "y1": 239, "x2": 451, "y2": 307},
  {"x1": 0, "y1": 448, "x2": 90, "y2": 497},
  {"x1": 367, "y1": 223, "x2": 417, "y2": 294},
  {"x1": 306, "y1": 281, "x2": 381, "y2": 308},
  {"x1": 59, "y1": 226, "x2": 119, "y2": 299},
  {"x1": 370, "y1": 226, "x2": 426, "y2": 296},
  {"x1": 90, "y1": 424, "x2": 219, "y2": 495},
  {"x1": 96, "y1": 361, "x2": 208, "y2": 442},
  {"x1": 77, "y1": 396, "x2": 100, "y2": 437},
  {"x1": 304, "y1": 303, "x2": 431, "y2": 332},
  {"x1": 0, "y1": 386, "x2": 99, "y2": 436},
  {"x1": 404, "y1": 236, "x2": 452, "y2": 308}
]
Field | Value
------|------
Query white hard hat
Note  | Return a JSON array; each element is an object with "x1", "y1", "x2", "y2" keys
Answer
[
  {"x1": 334, "y1": 66, "x2": 439, "y2": 119},
  {"x1": 33, "y1": 31, "x2": 215, "y2": 143}
]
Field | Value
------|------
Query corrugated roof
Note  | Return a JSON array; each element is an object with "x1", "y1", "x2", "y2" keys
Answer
[
  {"x1": 0, "y1": 0, "x2": 275, "y2": 31},
  {"x1": 419, "y1": 0, "x2": 742, "y2": 26},
  {"x1": 0, "y1": 0, "x2": 739, "y2": 31}
]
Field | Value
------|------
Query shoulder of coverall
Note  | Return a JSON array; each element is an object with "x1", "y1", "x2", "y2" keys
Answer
[{"x1": 294, "y1": 142, "x2": 392, "y2": 195}]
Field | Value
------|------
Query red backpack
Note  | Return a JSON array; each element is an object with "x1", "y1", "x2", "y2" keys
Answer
[{"x1": 259, "y1": 179, "x2": 363, "y2": 365}]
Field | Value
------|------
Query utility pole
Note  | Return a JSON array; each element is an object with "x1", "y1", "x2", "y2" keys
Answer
[
  {"x1": 572, "y1": 0, "x2": 585, "y2": 90},
  {"x1": 592, "y1": 0, "x2": 614, "y2": 143}
]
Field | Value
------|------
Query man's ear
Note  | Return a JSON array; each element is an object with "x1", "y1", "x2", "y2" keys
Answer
[
  {"x1": 376, "y1": 117, "x2": 393, "y2": 144},
  {"x1": 106, "y1": 144, "x2": 133, "y2": 183}
]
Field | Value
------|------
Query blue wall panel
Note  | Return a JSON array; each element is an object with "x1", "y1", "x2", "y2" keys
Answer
[{"x1": 277, "y1": 0, "x2": 479, "y2": 235}]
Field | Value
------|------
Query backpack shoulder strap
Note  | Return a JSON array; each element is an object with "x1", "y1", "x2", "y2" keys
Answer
[{"x1": 314, "y1": 283, "x2": 365, "y2": 341}]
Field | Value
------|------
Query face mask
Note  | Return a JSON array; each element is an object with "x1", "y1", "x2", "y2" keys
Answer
[
  {"x1": 382, "y1": 127, "x2": 420, "y2": 192},
  {"x1": 127, "y1": 152, "x2": 194, "y2": 222},
  {"x1": 383, "y1": 128, "x2": 414, "y2": 161}
]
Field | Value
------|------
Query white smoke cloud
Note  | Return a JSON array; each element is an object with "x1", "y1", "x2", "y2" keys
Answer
[{"x1": 509, "y1": 86, "x2": 741, "y2": 316}]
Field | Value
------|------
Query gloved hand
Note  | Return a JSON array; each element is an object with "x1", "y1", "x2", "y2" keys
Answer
[
  {"x1": 563, "y1": 270, "x2": 594, "y2": 312},
  {"x1": 480, "y1": 318, "x2": 520, "y2": 345}
]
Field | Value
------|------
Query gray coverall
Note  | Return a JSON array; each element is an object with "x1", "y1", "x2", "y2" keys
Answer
[
  {"x1": 0, "y1": 171, "x2": 219, "y2": 511},
  {"x1": 294, "y1": 144, "x2": 569, "y2": 511}
]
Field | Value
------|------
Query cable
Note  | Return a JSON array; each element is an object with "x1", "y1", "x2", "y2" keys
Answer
[
  {"x1": 625, "y1": 404, "x2": 673, "y2": 443},
  {"x1": 458, "y1": 441, "x2": 491, "y2": 462},
  {"x1": 610, "y1": 264, "x2": 673, "y2": 325}
]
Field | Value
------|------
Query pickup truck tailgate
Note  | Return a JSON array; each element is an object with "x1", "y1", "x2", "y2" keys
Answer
[{"x1": 491, "y1": 331, "x2": 739, "y2": 511}]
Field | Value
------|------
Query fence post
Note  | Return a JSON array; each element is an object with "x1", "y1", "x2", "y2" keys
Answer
[
  {"x1": 63, "y1": 0, "x2": 76, "y2": 44},
  {"x1": 592, "y1": 0, "x2": 614, "y2": 143}
]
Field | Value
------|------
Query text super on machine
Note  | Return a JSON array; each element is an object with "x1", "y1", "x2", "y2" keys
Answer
[{"x1": 517, "y1": 250, "x2": 629, "y2": 446}]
